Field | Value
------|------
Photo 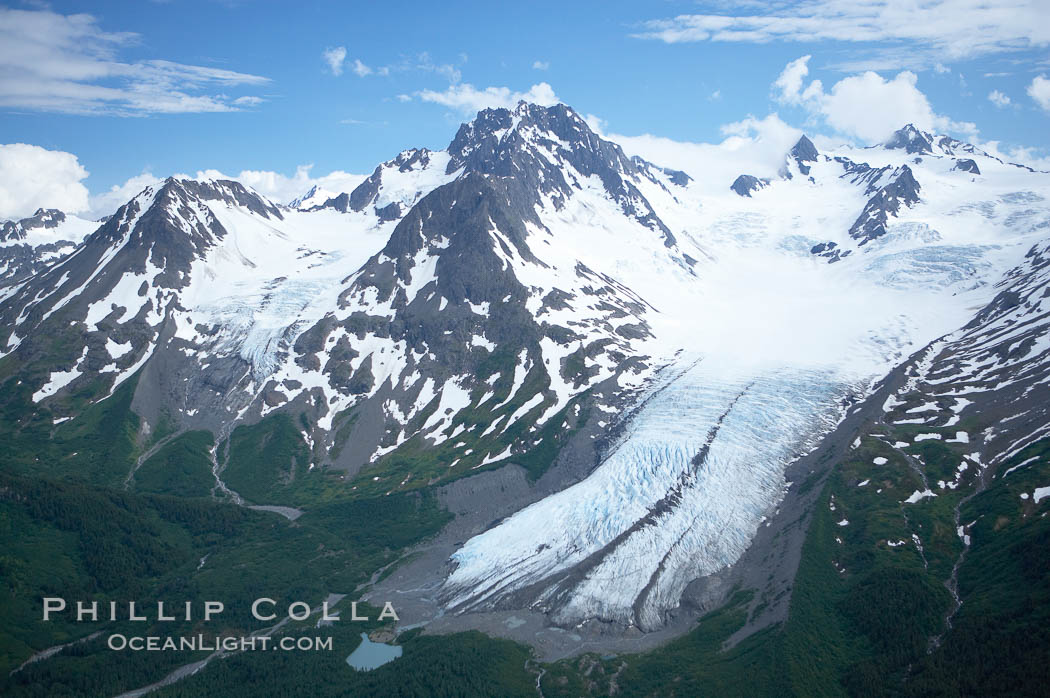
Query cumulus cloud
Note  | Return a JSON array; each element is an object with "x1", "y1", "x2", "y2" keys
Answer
[
  {"x1": 773, "y1": 56, "x2": 977, "y2": 143},
  {"x1": 326, "y1": 51, "x2": 451, "y2": 82},
  {"x1": 89, "y1": 172, "x2": 163, "y2": 219},
  {"x1": 233, "y1": 95, "x2": 265, "y2": 107},
  {"x1": 773, "y1": 55, "x2": 812, "y2": 104},
  {"x1": 0, "y1": 8, "x2": 268, "y2": 115},
  {"x1": 323, "y1": 46, "x2": 347, "y2": 76},
  {"x1": 1028, "y1": 75, "x2": 1050, "y2": 112},
  {"x1": 192, "y1": 165, "x2": 367, "y2": 207},
  {"x1": 78, "y1": 165, "x2": 374, "y2": 220},
  {"x1": 532, "y1": 60, "x2": 550, "y2": 70},
  {"x1": 634, "y1": 1, "x2": 1050, "y2": 69},
  {"x1": 602, "y1": 113, "x2": 802, "y2": 196},
  {"x1": 413, "y1": 82, "x2": 559, "y2": 113},
  {"x1": 988, "y1": 90, "x2": 1012, "y2": 107},
  {"x1": 0, "y1": 143, "x2": 90, "y2": 220},
  {"x1": 971, "y1": 139, "x2": 1050, "y2": 171},
  {"x1": 351, "y1": 59, "x2": 372, "y2": 77}
]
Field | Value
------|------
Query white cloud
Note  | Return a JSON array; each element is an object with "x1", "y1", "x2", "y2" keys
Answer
[
  {"x1": 413, "y1": 52, "x2": 461, "y2": 84},
  {"x1": 339, "y1": 117, "x2": 387, "y2": 126},
  {"x1": 974, "y1": 140, "x2": 1050, "y2": 171},
  {"x1": 533, "y1": 60, "x2": 550, "y2": 70},
  {"x1": 89, "y1": 172, "x2": 162, "y2": 219},
  {"x1": 709, "y1": 89, "x2": 722, "y2": 101},
  {"x1": 333, "y1": 52, "x2": 458, "y2": 83},
  {"x1": 583, "y1": 113, "x2": 608, "y2": 133},
  {"x1": 773, "y1": 55, "x2": 813, "y2": 103},
  {"x1": 0, "y1": 143, "x2": 91, "y2": 220},
  {"x1": 1028, "y1": 75, "x2": 1050, "y2": 112},
  {"x1": 323, "y1": 46, "x2": 347, "y2": 76},
  {"x1": 818, "y1": 71, "x2": 939, "y2": 142},
  {"x1": 233, "y1": 95, "x2": 264, "y2": 107},
  {"x1": 988, "y1": 89, "x2": 1012, "y2": 107},
  {"x1": 773, "y1": 56, "x2": 977, "y2": 143},
  {"x1": 351, "y1": 59, "x2": 372, "y2": 77},
  {"x1": 634, "y1": 1, "x2": 1050, "y2": 68},
  {"x1": 0, "y1": 8, "x2": 268, "y2": 115},
  {"x1": 604, "y1": 113, "x2": 802, "y2": 196},
  {"x1": 933, "y1": 63, "x2": 951, "y2": 74},
  {"x1": 413, "y1": 82, "x2": 559, "y2": 113},
  {"x1": 73, "y1": 164, "x2": 373, "y2": 221},
  {"x1": 193, "y1": 165, "x2": 367, "y2": 207}
]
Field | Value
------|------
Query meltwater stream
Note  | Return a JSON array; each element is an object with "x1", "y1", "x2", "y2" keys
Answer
[{"x1": 442, "y1": 355, "x2": 852, "y2": 630}]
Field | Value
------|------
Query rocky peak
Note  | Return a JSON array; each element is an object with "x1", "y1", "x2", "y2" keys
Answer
[
  {"x1": 1, "y1": 208, "x2": 67, "y2": 242},
  {"x1": 334, "y1": 147, "x2": 445, "y2": 215},
  {"x1": 168, "y1": 177, "x2": 282, "y2": 220},
  {"x1": 848, "y1": 164, "x2": 921, "y2": 246},
  {"x1": 443, "y1": 102, "x2": 678, "y2": 244},
  {"x1": 790, "y1": 135, "x2": 819, "y2": 163},
  {"x1": 289, "y1": 184, "x2": 335, "y2": 210},
  {"x1": 445, "y1": 102, "x2": 631, "y2": 176},
  {"x1": 885, "y1": 124, "x2": 935, "y2": 155},
  {"x1": 731, "y1": 174, "x2": 769, "y2": 197},
  {"x1": 392, "y1": 147, "x2": 432, "y2": 172}
]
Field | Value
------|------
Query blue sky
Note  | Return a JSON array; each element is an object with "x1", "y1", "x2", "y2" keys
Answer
[{"x1": 1, "y1": 0, "x2": 1048, "y2": 218}]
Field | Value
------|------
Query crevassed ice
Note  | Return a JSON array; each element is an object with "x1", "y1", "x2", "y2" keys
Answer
[
  {"x1": 443, "y1": 356, "x2": 849, "y2": 629},
  {"x1": 196, "y1": 277, "x2": 335, "y2": 379}
]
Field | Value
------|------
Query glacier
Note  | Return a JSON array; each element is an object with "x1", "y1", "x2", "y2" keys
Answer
[
  {"x1": 443, "y1": 355, "x2": 855, "y2": 629},
  {"x1": 434, "y1": 119, "x2": 1050, "y2": 630}
]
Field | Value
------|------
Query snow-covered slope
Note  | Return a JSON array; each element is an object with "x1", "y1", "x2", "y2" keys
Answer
[
  {"x1": 435, "y1": 121, "x2": 1050, "y2": 629},
  {"x1": 0, "y1": 208, "x2": 96, "y2": 290}
]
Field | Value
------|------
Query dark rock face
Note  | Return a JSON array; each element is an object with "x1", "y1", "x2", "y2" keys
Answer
[
  {"x1": 809, "y1": 156, "x2": 926, "y2": 261},
  {"x1": 953, "y1": 158, "x2": 981, "y2": 175},
  {"x1": 0, "y1": 209, "x2": 83, "y2": 287},
  {"x1": 885, "y1": 124, "x2": 935, "y2": 154},
  {"x1": 376, "y1": 202, "x2": 402, "y2": 222},
  {"x1": 809, "y1": 240, "x2": 851, "y2": 263},
  {"x1": 318, "y1": 192, "x2": 351, "y2": 213},
  {"x1": 179, "y1": 179, "x2": 283, "y2": 220},
  {"x1": 341, "y1": 148, "x2": 434, "y2": 214},
  {"x1": 628, "y1": 156, "x2": 690, "y2": 187},
  {"x1": 731, "y1": 175, "x2": 768, "y2": 197},
  {"x1": 790, "y1": 135, "x2": 819, "y2": 163},
  {"x1": 444, "y1": 102, "x2": 678, "y2": 246},
  {"x1": 0, "y1": 208, "x2": 66, "y2": 242},
  {"x1": 0, "y1": 240, "x2": 79, "y2": 287},
  {"x1": 0, "y1": 177, "x2": 255, "y2": 354},
  {"x1": 661, "y1": 167, "x2": 691, "y2": 187},
  {"x1": 786, "y1": 135, "x2": 820, "y2": 176},
  {"x1": 848, "y1": 165, "x2": 921, "y2": 245}
]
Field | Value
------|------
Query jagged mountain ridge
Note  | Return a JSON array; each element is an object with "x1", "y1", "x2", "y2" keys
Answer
[
  {"x1": 0, "y1": 103, "x2": 693, "y2": 479},
  {"x1": 2, "y1": 103, "x2": 1050, "y2": 642},
  {"x1": 0, "y1": 208, "x2": 97, "y2": 289}
]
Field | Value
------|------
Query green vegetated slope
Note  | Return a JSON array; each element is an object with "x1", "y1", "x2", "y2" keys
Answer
[
  {"x1": 537, "y1": 427, "x2": 1050, "y2": 697},
  {"x1": 40, "y1": 424, "x2": 1045, "y2": 698},
  {"x1": 133, "y1": 430, "x2": 215, "y2": 497},
  {"x1": 0, "y1": 472, "x2": 450, "y2": 696},
  {"x1": 0, "y1": 370, "x2": 141, "y2": 489},
  {"x1": 4, "y1": 351, "x2": 1048, "y2": 695},
  {"x1": 155, "y1": 629, "x2": 538, "y2": 698}
]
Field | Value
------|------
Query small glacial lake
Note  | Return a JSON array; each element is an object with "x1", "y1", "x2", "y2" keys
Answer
[{"x1": 345, "y1": 633, "x2": 402, "y2": 671}]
